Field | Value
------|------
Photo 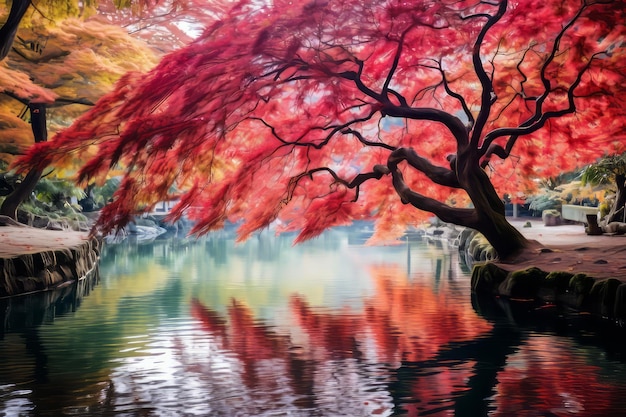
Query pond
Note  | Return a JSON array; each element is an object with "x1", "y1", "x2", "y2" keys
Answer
[{"x1": 2, "y1": 228, "x2": 626, "y2": 416}]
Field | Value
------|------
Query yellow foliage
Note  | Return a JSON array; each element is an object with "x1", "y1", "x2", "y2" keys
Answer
[
  {"x1": 1, "y1": 12, "x2": 159, "y2": 180},
  {"x1": 554, "y1": 180, "x2": 608, "y2": 204},
  {"x1": 0, "y1": 62, "x2": 58, "y2": 103}
]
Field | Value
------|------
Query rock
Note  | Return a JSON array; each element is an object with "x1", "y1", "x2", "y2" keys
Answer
[
  {"x1": 471, "y1": 263, "x2": 508, "y2": 294},
  {"x1": 544, "y1": 271, "x2": 574, "y2": 293},
  {"x1": 467, "y1": 233, "x2": 494, "y2": 262},
  {"x1": 0, "y1": 236, "x2": 101, "y2": 297},
  {"x1": 498, "y1": 267, "x2": 548, "y2": 299},
  {"x1": 586, "y1": 278, "x2": 621, "y2": 318},
  {"x1": 542, "y1": 209, "x2": 562, "y2": 226},
  {"x1": 604, "y1": 222, "x2": 626, "y2": 234},
  {"x1": 614, "y1": 284, "x2": 626, "y2": 322},
  {"x1": 567, "y1": 273, "x2": 595, "y2": 308}
]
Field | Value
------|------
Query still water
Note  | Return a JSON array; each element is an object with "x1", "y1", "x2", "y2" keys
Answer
[{"x1": 2, "y1": 229, "x2": 626, "y2": 416}]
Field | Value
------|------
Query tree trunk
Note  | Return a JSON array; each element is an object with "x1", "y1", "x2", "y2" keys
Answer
[
  {"x1": 390, "y1": 148, "x2": 531, "y2": 259},
  {"x1": 0, "y1": 103, "x2": 47, "y2": 220},
  {"x1": 474, "y1": 209, "x2": 529, "y2": 260},
  {"x1": 458, "y1": 153, "x2": 530, "y2": 260},
  {"x1": 0, "y1": 0, "x2": 31, "y2": 60}
]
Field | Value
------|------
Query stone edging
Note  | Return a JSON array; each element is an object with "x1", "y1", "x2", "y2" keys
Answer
[
  {"x1": 0, "y1": 236, "x2": 102, "y2": 298},
  {"x1": 471, "y1": 263, "x2": 626, "y2": 323}
]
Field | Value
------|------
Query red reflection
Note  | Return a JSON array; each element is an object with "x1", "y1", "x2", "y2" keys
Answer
[
  {"x1": 189, "y1": 264, "x2": 492, "y2": 405},
  {"x1": 364, "y1": 265, "x2": 492, "y2": 363},
  {"x1": 191, "y1": 298, "x2": 289, "y2": 387},
  {"x1": 191, "y1": 298, "x2": 228, "y2": 341},
  {"x1": 188, "y1": 265, "x2": 622, "y2": 416},
  {"x1": 493, "y1": 336, "x2": 614, "y2": 416},
  {"x1": 290, "y1": 295, "x2": 365, "y2": 359}
]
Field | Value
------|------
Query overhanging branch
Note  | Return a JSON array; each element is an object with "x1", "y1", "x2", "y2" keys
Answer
[
  {"x1": 284, "y1": 165, "x2": 390, "y2": 204},
  {"x1": 469, "y1": 0, "x2": 508, "y2": 147},
  {"x1": 251, "y1": 109, "x2": 379, "y2": 150},
  {"x1": 479, "y1": 1, "x2": 602, "y2": 162},
  {"x1": 479, "y1": 51, "x2": 602, "y2": 163},
  {"x1": 422, "y1": 59, "x2": 474, "y2": 130}
]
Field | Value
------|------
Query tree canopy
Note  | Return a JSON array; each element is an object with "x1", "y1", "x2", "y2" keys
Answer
[
  {"x1": 0, "y1": 0, "x2": 213, "y2": 166},
  {"x1": 0, "y1": 18, "x2": 158, "y2": 156},
  {"x1": 15, "y1": 0, "x2": 626, "y2": 256}
]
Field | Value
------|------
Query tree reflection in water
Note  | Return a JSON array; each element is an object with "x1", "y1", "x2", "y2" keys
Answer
[
  {"x1": 187, "y1": 262, "x2": 626, "y2": 416},
  {"x1": 4, "y1": 235, "x2": 626, "y2": 416},
  {"x1": 188, "y1": 262, "x2": 490, "y2": 416}
]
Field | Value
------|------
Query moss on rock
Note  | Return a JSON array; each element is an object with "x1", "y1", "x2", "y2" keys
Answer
[
  {"x1": 586, "y1": 278, "x2": 622, "y2": 317},
  {"x1": 471, "y1": 263, "x2": 508, "y2": 294},
  {"x1": 466, "y1": 233, "x2": 498, "y2": 262},
  {"x1": 614, "y1": 283, "x2": 626, "y2": 321},
  {"x1": 568, "y1": 273, "x2": 594, "y2": 295},
  {"x1": 499, "y1": 267, "x2": 549, "y2": 299},
  {"x1": 544, "y1": 271, "x2": 574, "y2": 292}
]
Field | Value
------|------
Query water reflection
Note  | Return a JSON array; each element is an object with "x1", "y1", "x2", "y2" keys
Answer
[{"x1": 1, "y1": 230, "x2": 626, "y2": 416}]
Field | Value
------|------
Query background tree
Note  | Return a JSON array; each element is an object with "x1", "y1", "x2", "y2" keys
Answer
[
  {"x1": 0, "y1": 0, "x2": 204, "y2": 59},
  {"x1": 16, "y1": 0, "x2": 626, "y2": 259},
  {"x1": 0, "y1": 0, "x2": 216, "y2": 220},
  {"x1": 0, "y1": 0, "x2": 30, "y2": 60},
  {"x1": 0, "y1": 9, "x2": 160, "y2": 220}
]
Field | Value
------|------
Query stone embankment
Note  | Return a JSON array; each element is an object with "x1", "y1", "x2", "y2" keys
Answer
[
  {"x1": 456, "y1": 218, "x2": 626, "y2": 324},
  {"x1": 0, "y1": 222, "x2": 101, "y2": 297},
  {"x1": 471, "y1": 263, "x2": 626, "y2": 323}
]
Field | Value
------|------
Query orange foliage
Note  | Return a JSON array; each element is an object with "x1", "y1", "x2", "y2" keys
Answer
[{"x1": 13, "y1": 0, "x2": 626, "y2": 241}]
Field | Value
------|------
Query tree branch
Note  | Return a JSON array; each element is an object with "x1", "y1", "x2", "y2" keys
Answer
[
  {"x1": 479, "y1": 1, "x2": 604, "y2": 163},
  {"x1": 480, "y1": 51, "x2": 602, "y2": 162},
  {"x1": 469, "y1": 0, "x2": 508, "y2": 148},
  {"x1": 382, "y1": 26, "x2": 412, "y2": 102},
  {"x1": 422, "y1": 60, "x2": 474, "y2": 130},
  {"x1": 2, "y1": 92, "x2": 93, "y2": 107},
  {"x1": 285, "y1": 165, "x2": 390, "y2": 203},
  {"x1": 389, "y1": 147, "x2": 462, "y2": 188},
  {"x1": 251, "y1": 108, "x2": 379, "y2": 150},
  {"x1": 380, "y1": 105, "x2": 469, "y2": 148},
  {"x1": 0, "y1": 0, "x2": 30, "y2": 60},
  {"x1": 341, "y1": 128, "x2": 396, "y2": 151},
  {"x1": 388, "y1": 158, "x2": 477, "y2": 228}
]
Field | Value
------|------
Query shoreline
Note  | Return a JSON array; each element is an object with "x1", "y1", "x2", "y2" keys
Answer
[{"x1": 1, "y1": 215, "x2": 624, "y2": 299}]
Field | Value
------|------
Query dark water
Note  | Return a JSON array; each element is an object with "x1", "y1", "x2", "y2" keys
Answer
[{"x1": 2, "y1": 229, "x2": 626, "y2": 417}]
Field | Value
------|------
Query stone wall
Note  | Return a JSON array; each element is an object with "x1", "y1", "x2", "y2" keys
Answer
[
  {"x1": 0, "y1": 236, "x2": 101, "y2": 297},
  {"x1": 471, "y1": 263, "x2": 626, "y2": 324}
]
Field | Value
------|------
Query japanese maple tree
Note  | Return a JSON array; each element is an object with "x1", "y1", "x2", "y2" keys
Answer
[{"x1": 16, "y1": 0, "x2": 626, "y2": 258}]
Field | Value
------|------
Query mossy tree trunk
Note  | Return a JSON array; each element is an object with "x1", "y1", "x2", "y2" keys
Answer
[{"x1": 458, "y1": 155, "x2": 530, "y2": 260}]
